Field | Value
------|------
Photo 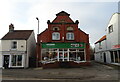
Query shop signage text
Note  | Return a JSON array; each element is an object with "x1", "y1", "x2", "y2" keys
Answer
[{"x1": 42, "y1": 43, "x2": 85, "y2": 48}]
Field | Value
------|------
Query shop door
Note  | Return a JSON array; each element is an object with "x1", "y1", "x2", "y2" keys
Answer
[
  {"x1": 3, "y1": 55, "x2": 9, "y2": 69},
  {"x1": 59, "y1": 49, "x2": 68, "y2": 61}
]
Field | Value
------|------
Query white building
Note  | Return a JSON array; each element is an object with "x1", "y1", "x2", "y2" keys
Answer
[
  {"x1": 0, "y1": 24, "x2": 36, "y2": 68},
  {"x1": 94, "y1": 13, "x2": 120, "y2": 65}
]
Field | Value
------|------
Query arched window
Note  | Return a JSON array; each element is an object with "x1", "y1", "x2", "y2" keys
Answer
[
  {"x1": 67, "y1": 27, "x2": 73, "y2": 31},
  {"x1": 53, "y1": 27, "x2": 60, "y2": 31},
  {"x1": 66, "y1": 32, "x2": 74, "y2": 40},
  {"x1": 52, "y1": 32, "x2": 60, "y2": 40}
]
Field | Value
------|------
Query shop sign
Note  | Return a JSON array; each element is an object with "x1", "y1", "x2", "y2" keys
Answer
[
  {"x1": 113, "y1": 44, "x2": 120, "y2": 49},
  {"x1": 42, "y1": 43, "x2": 85, "y2": 48}
]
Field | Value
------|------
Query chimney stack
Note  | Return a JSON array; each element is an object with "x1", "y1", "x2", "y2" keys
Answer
[{"x1": 9, "y1": 23, "x2": 14, "y2": 32}]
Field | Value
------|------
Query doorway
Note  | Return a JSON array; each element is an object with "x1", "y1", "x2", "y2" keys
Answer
[
  {"x1": 103, "y1": 53, "x2": 106, "y2": 63},
  {"x1": 3, "y1": 55, "x2": 10, "y2": 69}
]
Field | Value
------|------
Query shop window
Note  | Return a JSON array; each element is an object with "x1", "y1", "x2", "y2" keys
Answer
[
  {"x1": 67, "y1": 27, "x2": 73, "y2": 31},
  {"x1": 118, "y1": 50, "x2": 120, "y2": 63},
  {"x1": 52, "y1": 32, "x2": 60, "y2": 40},
  {"x1": 42, "y1": 49, "x2": 58, "y2": 62},
  {"x1": 114, "y1": 51, "x2": 119, "y2": 63},
  {"x1": 11, "y1": 55, "x2": 22, "y2": 66},
  {"x1": 11, "y1": 41, "x2": 17, "y2": 49},
  {"x1": 66, "y1": 32, "x2": 74, "y2": 40},
  {"x1": 41, "y1": 48, "x2": 85, "y2": 63},
  {"x1": 53, "y1": 27, "x2": 60, "y2": 31},
  {"x1": 108, "y1": 25, "x2": 113, "y2": 33},
  {"x1": 110, "y1": 51, "x2": 114, "y2": 62}
]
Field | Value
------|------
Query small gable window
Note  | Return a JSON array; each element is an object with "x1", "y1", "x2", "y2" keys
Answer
[
  {"x1": 53, "y1": 27, "x2": 60, "y2": 31},
  {"x1": 67, "y1": 27, "x2": 74, "y2": 31}
]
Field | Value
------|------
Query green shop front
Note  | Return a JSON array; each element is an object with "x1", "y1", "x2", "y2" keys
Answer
[{"x1": 41, "y1": 42, "x2": 86, "y2": 64}]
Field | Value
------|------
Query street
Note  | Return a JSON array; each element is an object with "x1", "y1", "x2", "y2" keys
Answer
[{"x1": 1, "y1": 61, "x2": 120, "y2": 82}]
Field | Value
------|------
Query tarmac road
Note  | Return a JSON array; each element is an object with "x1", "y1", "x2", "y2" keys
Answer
[{"x1": 1, "y1": 61, "x2": 120, "y2": 82}]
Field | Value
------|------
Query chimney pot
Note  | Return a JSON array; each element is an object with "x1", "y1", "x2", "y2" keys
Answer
[{"x1": 9, "y1": 23, "x2": 14, "y2": 32}]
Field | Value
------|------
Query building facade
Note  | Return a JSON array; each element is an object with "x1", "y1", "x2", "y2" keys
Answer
[
  {"x1": 94, "y1": 13, "x2": 120, "y2": 65},
  {"x1": 37, "y1": 11, "x2": 90, "y2": 68},
  {"x1": 0, "y1": 24, "x2": 36, "y2": 68}
]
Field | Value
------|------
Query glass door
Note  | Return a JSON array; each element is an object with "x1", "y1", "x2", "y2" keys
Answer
[
  {"x1": 3, "y1": 55, "x2": 9, "y2": 69},
  {"x1": 58, "y1": 49, "x2": 69, "y2": 61}
]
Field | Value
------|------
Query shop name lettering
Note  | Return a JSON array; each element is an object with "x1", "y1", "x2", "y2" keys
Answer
[
  {"x1": 71, "y1": 44, "x2": 83, "y2": 47},
  {"x1": 46, "y1": 44, "x2": 55, "y2": 46}
]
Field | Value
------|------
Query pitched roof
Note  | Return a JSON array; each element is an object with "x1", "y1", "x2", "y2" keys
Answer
[
  {"x1": 1, "y1": 30, "x2": 33, "y2": 40},
  {"x1": 95, "y1": 35, "x2": 106, "y2": 44},
  {"x1": 56, "y1": 11, "x2": 70, "y2": 16}
]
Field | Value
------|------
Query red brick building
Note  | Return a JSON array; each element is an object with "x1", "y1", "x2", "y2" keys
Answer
[{"x1": 36, "y1": 11, "x2": 90, "y2": 68}]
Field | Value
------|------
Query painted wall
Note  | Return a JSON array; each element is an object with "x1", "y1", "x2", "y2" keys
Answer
[
  {"x1": 95, "y1": 40, "x2": 107, "y2": 53},
  {"x1": 1, "y1": 40, "x2": 26, "y2": 51},
  {"x1": 106, "y1": 13, "x2": 119, "y2": 50},
  {"x1": 94, "y1": 13, "x2": 120, "y2": 64},
  {"x1": 26, "y1": 31, "x2": 36, "y2": 68},
  {"x1": 118, "y1": 14, "x2": 120, "y2": 44},
  {"x1": 0, "y1": 40, "x2": 2, "y2": 68}
]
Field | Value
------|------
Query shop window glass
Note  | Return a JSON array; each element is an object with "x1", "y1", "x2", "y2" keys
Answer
[
  {"x1": 42, "y1": 49, "x2": 57, "y2": 62},
  {"x1": 11, "y1": 55, "x2": 22, "y2": 66},
  {"x1": 114, "y1": 51, "x2": 118, "y2": 63},
  {"x1": 118, "y1": 50, "x2": 120, "y2": 63},
  {"x1": 110, "y1": 51, "x2": 114, "y2": 62}
]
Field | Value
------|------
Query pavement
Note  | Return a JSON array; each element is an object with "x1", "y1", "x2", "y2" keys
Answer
[{"x1": 1, "y1": 61, "x2": 120, "y2": 82}]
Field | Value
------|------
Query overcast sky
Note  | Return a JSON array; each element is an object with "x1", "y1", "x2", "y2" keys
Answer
[{"x1": 0, "y1": 0, "x2": 119, "y2": 47}]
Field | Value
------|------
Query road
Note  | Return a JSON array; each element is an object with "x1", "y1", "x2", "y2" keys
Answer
[{"x1": 1, "y1": 61, "x2": 120, "y2": 82}]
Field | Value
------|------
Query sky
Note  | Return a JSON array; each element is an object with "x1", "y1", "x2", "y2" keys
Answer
[{"x1": 0, "y1": 0, "x2": 119, "y2": 48}]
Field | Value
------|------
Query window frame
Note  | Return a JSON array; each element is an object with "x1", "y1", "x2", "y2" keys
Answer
[
  {"x1": 52, "y1": 27, "x2": 60, "y2": 31},
  {"x1": 11, "y1": 41, "x2": 17, "y2": 50},
  {"x1": 108, "y1": 25, "x2": 113, "y2": 33},
  {"x1": 66, "y1": 32, "x2": 74, "y2": 40},
  {"x1": 52, "y1": 32, "x2": 60, "y2": 40},
  {"x1": 67, "y1": 27, "x2": 74, "y2": 31}
]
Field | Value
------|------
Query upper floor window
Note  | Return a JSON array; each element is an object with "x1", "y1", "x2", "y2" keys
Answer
[
  {"x1": 52, "y1": 32, "x2": 60, "y2": 40},
  {"x1": 67, "y1": 27, "x2": 73, "y2": 31},
  {"x1": 66, "y1": 32, "x2": 74, "y2": 40},
  {"x1": 53, "y1": 27, "x2": 60, "y2": 31},
  {"x1": 11, "y1": 41, "x2": 17, "y2": 49},
  {"x1": 108, "y1": 25, "x2": 113, "y2": 33}
]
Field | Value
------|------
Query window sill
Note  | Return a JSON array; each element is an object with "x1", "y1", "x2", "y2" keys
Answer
[
  {"x1": 52, "y1": 40, "x2": 60, "y2": 41},
  {"x1": 66, "y1": 40, "x2": 75, "y2": 41},
  {"x1": 10, "y1": 49, "x2": 17, "y2": 51}
]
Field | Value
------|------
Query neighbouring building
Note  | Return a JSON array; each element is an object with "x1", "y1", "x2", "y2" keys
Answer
[
  {"x1": 94, "y1": 13, "x2": 120, "y2": 65},
  {"x1": 0, "y1": 24, "x2": 36, "y2": 68},
  {"x1": 36, "y1": 11, "x2": 90, "y2": 68}
]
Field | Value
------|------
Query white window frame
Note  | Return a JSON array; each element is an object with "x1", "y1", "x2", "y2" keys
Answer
[
  {"x1": 52, "y1": 32, "x2": 60, "y2": 40},
  {"x1": 11, "y1": 41, "x2": 17, "y2": 50},
  {"x1": 10, "y1": 54, "x2": 23, "y2": 67},
  {"x1": 108, "y1": 25, "x2": 113, "y2": 33},
  {"x1": 66, "y1": 32, "x2": 74, "y2": 40}
]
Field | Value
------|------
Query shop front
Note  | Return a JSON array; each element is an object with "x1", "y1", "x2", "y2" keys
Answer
[
  {"x1": 40, "y1": 42, "x2": 86, "y2": 64},
  {"x1": 2, "y1": 52, "x2": 26, "y2": 69}
]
